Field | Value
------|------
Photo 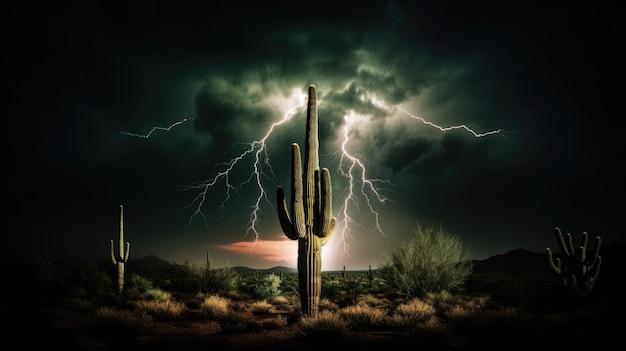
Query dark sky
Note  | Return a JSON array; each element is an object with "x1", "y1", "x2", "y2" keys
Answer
[{"x1": 10, "y1": 1, "x2": 620, "y2": 270}]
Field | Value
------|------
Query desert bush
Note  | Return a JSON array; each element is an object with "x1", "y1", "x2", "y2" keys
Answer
[
  {"x1": 378, "y1": 222, "x2": 473, "y2": 299},
  {"x1": 321, "y1": 277, "x2": 343, "y2": 301},
  {"x1": 339, "y1": 302, "x2": 388, "y2": 328},
  {"x1": 299, "y1": 310, "x2": 348, "y2": 337},
  {"x1": 164, "y1": 261, "x2": 239, "y2": 295},
  {"x1": 249, "y1": 300, "x2": 274, "y2": 314},
  {"x1": 144, "y1": 288, "x2": 172, "y2": 302},
  {"x1": 254, "y1": 273, "x2": 282, "y2": 300},
  {"x1": 318, "y1": 297, "x2": 340, "y2": 312},
  {"x1": 200, "y1": 295, "x2": 230, "y2": 318},
  {"x1": 257, "y1": 314, "x2": 289, "y2": 329},
  {"x1": 76, "y1": 263, "x2": 116, "y2": 298},
  {"x1": 208, "y1": 266, "x2": 240, "y2": 295},
  {"x1": 356, "y1": 293, "x2": 391, "y2": 309},
  {"x1": 219, "y1": 310, "x2": 260, "y2": 332},
  {"x1": 24, "y1": 256, "x2": 71, "y2": 294},
  {"x1": 388, "y1": 297, "x2": 438, "y2": 331},
  {"x1": 124, "y1": 273, "x2": 154, "y2": 299},
  {"x1": 269, "y1": 295, "x2": 290, "y2": 305},
  {"x1": 91, "y1": 306, "x2": 153, "y2": 334},
  {"x1": 62, "y1": 296, "x2": 97, "y2": 314},
  {"x1": 134, "y1": 299, "x2": 185, "y2": 319}
]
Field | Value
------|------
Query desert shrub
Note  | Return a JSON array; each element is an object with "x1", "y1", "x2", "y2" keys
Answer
[
  {"x1": 390, "y1": 297, "x2": 437, "y2": 327},
  {"x1": 200, "y1": 295, "x2": 230, "y2": 318},
  {"x1": 339, "y1": 302, "x2": 388, "y2": 328},
  {"x1": 269, "y1": 295, "x2": 290, "y2": 305},
  {"x1": 299, "y1": 310, "x2": 348, "y2": 337},
  {"x1": 207, "y1": 266, "x2": 240, "y2": 295},
  {"x1": 257, "y1": 314, "x2": 289, "y2": 329},
  {"x1": 249, "y1": 300, "x2": 274, "y2": 314},
  {"x1": 124, "y1": 273, "x2": 154, "y2": 299},
  {"x1": 318, "y1": 297, "x2": 340, "y2": 312},
  {"x1": 24, "y1": 256, "x2": 71, "y2": 295},
  {"x1": 91, "y1": 306, "x2": 152, "y2": 334},
  {"x1": 144, "y1": 288, "x2": 172, "y2": 302},
  {"x1": 62, "y1": 297, "x2": 97, "y2": 314},
  {"x1": 219, "y1": 310, "x2": 260, "y2": 332},
  {"x1": 433, "y1": 293, "x2": 490, "y2": 318},
  {"x1": 378, "y1": 222, "x2": 473, "y2": 299},
  {"x1": 165, "y1": 261, "x2": 239, "y2": 295},
  {"x1": 321, "y1": 278, "x2": 343, "y2": 301},
  {"x1": 134, "y1": 299, "x2": 185, "y2": 319},
  {"x1": 254, "y1": 273, "x2": 282, "y2": 300},
  {"x1": 356, "y1": 293, "x2": 390, "y2": 308},
  {"x1": 76, "y1": 263, "x2": 116, "y2": 298}
]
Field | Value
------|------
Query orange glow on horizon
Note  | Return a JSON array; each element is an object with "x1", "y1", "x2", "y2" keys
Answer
[
  {"x1": 211, "y1": 236, "x2": 340, "y2": 270},
  {"x1": 212, "y1": 238, "x2": 298, "y2": 266}
]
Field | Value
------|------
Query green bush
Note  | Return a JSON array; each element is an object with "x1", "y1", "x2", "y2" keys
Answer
[
  {"x1": 378, "y1": 222, "x2": 473, "y2": 299},
  {"x1": 254, "y1": 273, "x2": 282, "y2": 300},
  {"x1": 164, "y1": 261, "x2": 239, "y2": 295}
]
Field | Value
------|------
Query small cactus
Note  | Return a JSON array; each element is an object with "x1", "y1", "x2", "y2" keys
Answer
[
  {"x1": 545, "y1": 227, "x2": 601, "y2": 295},
  {"x1": 110, "y1": 204, "x2": 130, "y2": 294}
]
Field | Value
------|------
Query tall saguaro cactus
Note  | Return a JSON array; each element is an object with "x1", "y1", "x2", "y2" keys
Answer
[
  {"x1": 276, "y1": 85, "x2": 336, "y2": 317},
  {"x1": 111, "y1": 204, "x2": 131, "y2": 294},
  {"x1": 545, "y1": 227, "x2": 601, "y2": 295}
]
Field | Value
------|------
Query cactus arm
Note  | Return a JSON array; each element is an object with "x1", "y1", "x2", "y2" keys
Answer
[
  {"x1": 277, "y1": 187, "x2": 297, "y2": 239},
  {"x1": 123, "y1": 242, "x2": 130, "y2": 262},
  {"x1": 580, "y1": 231, "x2": 589, "y2": 251},
  {"x1": 110, "y1": 239, "x2": 118, "y2": 265},
  {"x1": 545, "y1": 247, "x2": 562, "y2": 274},
  {"x1": 587, "y1": 256, "x2": 601, "y2": 288},
  {"x1": 588, "y1": 235, "x2": 601, "y2": 266},
  {"x1": 277, "y1": 143, "x2": 306, "y2": 240},
  {"x1": 319, "y1": 167, "x2": 335, "y2": 238},
  {"x1": 290, "y1": 143, "x2": 306, "y2": 238},
  {"x1": 554, "y1": 227, "x2": 573, "y2": 258}
]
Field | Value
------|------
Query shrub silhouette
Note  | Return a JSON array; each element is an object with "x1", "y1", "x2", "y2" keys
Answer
[{"x1": 378, "y1": 222, "x2": 473, "y2": 299}]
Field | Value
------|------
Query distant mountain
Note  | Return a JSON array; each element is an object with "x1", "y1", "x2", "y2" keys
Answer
[
  {"x1": 471, "y1": 248, "x2": 549, "y2": 273},
  {"x1": 95, "y1": 241, "x2": 625, "y2": 279},
  {"x1": 126, "y1": 254, "x2": 173, "y2": 273},
  {"x1": 470, "y1": 241, "x2": 625, "y2": 277},
  {"x1": 232, "y1": 266, "x2": 297, "y2": 274}
]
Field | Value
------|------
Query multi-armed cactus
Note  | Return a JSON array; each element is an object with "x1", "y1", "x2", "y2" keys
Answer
[
  {"x1": 545, "y1": 227, "x2": 601, "y2": 295},
  {"x1": 111, "y1": 204, "x2": 130, "y2": 294},
  {"x1": 276, "y1": 85, "x2": 336, "y2": 317}
]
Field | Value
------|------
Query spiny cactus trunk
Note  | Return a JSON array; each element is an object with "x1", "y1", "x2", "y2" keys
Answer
[
  {"x1": 277, "y1": 85, "x2": 336, "y2": 317},
  {"x1": 117, "y1": 262, "x2": 125, "y2": 294},
  {"x1": 298, "y1": 232, "x2": 323, "y2": 315}
]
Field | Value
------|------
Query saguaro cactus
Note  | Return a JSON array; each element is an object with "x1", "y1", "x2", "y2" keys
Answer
[
  {"x1": 545, "y1": 227, "x2": 601, "y2": 295},
  {"x1": 276, "y1": 85, "x2": 336, "y2": 317},
  {"x1": 111, "y1": 204, "x2": 130, "y2": 294}
]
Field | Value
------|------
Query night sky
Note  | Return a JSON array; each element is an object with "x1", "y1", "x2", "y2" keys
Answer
[{"x1": 10, "y1": 1, "x2": 620, "y2": 270}]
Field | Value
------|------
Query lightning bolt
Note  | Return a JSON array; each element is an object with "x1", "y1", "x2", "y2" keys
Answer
[
  {"x1": 333, "y1": 111, "x2": 393, "y2": 258},
  {"x1": 120, "y1": 93, "x2": 503, "y2": 261},
  {"x1": 119, "y1": 118, "x2": 192, "y2": 139},
  {"x1": 329, "y1": 104, "x2": 503, "y2": 260},
  {"x1": 177, "y1": 104, "x2": 303, "y2": 241},
  {"x1": 395, "y1": 106, "x2": 502, "y2": 137}
]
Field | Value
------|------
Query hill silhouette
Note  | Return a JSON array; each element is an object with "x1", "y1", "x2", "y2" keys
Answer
[{"x1": 103, "y1": 241, "x2": 624, "y2": 277}]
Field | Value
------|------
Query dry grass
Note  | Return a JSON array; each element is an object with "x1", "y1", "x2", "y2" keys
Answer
[{"x1": 6, "y1": 269, "x2": 623, "y2": 350}]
